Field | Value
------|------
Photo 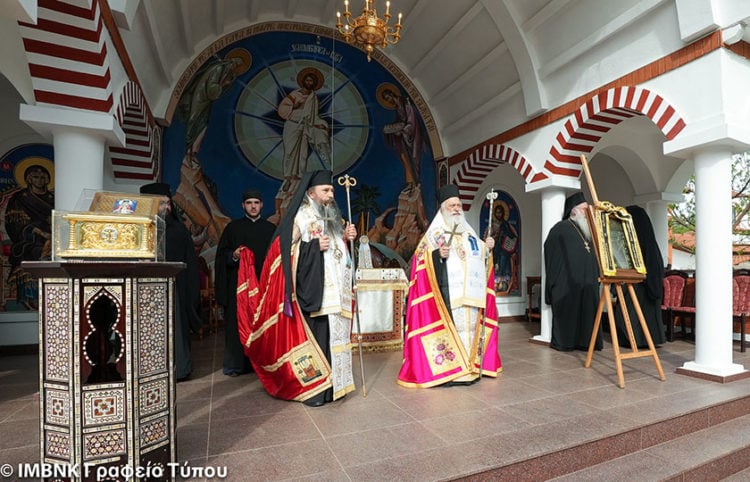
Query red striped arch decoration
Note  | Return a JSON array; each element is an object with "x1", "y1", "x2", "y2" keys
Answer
[
  {"x1": 18, "y1": 0, "x2": 113, "y2": 113},
  {"x1": 452, "y1": 144, "x2": 545, "y2": 210},
  {"x1": 109, "y1": 81, "x2": 159, "y2": 182},
  {"x1": 540, "y1": 86, "x2": 686, "y2": 181}
]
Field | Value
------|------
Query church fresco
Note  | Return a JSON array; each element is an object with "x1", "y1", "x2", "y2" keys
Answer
[
  {"x1": 0, "y1": 143, "x2": 55, "y2": 310},
  {"x1": 161, "y1": 23, "x2": 439, "y2": 268},
  {"x1": 479, "y1": 190, "x2": 522, "y2": 297}
]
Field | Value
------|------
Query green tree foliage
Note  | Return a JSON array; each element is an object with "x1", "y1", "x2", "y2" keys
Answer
[{"x1": 668, "y1": 152, "x2": 750, "y2": 252}]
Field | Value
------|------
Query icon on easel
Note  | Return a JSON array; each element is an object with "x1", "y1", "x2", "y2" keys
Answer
[{"x1": 579, "y1": 154, "x2": 665, "y2": 388}]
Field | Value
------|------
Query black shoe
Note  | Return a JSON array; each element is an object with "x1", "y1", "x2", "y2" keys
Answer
[
  {"x1": 304, "y1": 399, "x2": 325, "y2": 407},
  {"x1": 443, "y1": 379, "x2": 478, "y2": 387},
  {"x1": 176, "y1": 374, "x2": 191, "y2": 383}
]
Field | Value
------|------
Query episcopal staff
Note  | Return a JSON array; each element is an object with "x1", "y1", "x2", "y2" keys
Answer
[
  {"x1": 398, "y1": 184, "x2": 502, "y2": 388},
  {"x1": 236, "y1": 170, "x2": 357, "y2": 406}
]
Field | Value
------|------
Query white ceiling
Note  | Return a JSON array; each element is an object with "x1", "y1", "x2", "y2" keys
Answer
[
  {"x1": 119, "y1": 0, "x2": 676, "y2": 157},
  {"x1": 7, "y1": 0, "x2": 750, "y2": 163}
]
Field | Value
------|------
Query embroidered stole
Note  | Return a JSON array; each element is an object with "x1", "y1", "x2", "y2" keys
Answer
[
  {"x1": 293, "y1": 203, "x2": 355, "y2": 399},
  {"x1": 397, "y1": 231, "x2": 503, "y2": 388}
]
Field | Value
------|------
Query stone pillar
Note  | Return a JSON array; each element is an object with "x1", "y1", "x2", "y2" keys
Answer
[
  {"x1": 19, "y1": 104, "x2": 125, "y2": 211},
  {"x1": 53, "y1": 130, "x2": 106, "y2": 210},
  {"x1": 645, "y1": 200, "x2": 671, "y2": 267},
  {"x1": 633, "y1": 192, "x2": 684, "y2": 267},
  {"x1": 680, "y1": 147, "x2": 744, "y2": 377},
  {"x1": 534, "y1": 186, "x2": 567, "y2": 343}
]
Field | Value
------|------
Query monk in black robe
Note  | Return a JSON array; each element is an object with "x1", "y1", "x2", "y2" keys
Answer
[
  {"x1": 544, "y1": 192, "x2": 602, "y2": 351},
  {"x1": 613, "y1": 205, "x2": 666, "y2": 347},
  {"x1": 215, "y1": 189, "x2": 275, "y2": 376},
  {"x1": 141, "y1": 182, "x2": 202, "y2": 381}
]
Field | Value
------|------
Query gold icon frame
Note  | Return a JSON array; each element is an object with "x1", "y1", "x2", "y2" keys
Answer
[{"x1": 586, "y1": 201, "x2": 646, "y2": 280}]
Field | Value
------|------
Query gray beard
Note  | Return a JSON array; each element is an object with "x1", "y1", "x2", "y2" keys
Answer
[
  {"x1": 307, "y1": 197, "x2": 344, "y2": 237},
  {"x1": 570, "y1": 209, "x2": 592, "y2": 241}
]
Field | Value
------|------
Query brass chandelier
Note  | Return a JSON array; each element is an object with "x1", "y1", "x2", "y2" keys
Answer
[{"x1": 336, "y1": 0, "x2": 403, "y2": 62}]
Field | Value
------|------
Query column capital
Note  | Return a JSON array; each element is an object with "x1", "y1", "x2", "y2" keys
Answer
[
  {"x1": 663, "y1": 114, "x2": 750, "y2": 159},
  {"x1": 632, "y1": 191, "x2": 685, "y2": 204},
  {"x1": 525, "y1": 176, "x2": 580, "y2": 194},
  {"x1": 19, "y1": 104, "x2": 125, "y2": 147}
]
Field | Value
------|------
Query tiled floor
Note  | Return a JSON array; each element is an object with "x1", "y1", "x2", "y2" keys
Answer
[{"x1": 3, "y1": 321, "x2": 750, "y2": 481}]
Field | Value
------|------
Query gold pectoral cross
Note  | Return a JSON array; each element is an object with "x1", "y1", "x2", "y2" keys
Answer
[{"x1": 443, "y1": 222, "x2": 459, "y2": 247}]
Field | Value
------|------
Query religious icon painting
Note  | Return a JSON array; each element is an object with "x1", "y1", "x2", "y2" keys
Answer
[
  {"x1": 112, "y1": 199, "x2": 137, "y2": 214},
  {"x1": 479, "y1": 189, "x2": 521, "y2": 297},
  {"x1": 437, "y1": 161, "x2": 449, "y2": 189},
  {"x1": 89, "y1": 192, "x2": 160, "y2": 217},
  {"x1": 162, "y1": 24, "x2": 440, "y2": 266},
  {"x1": 0, "y1": 143, "x2": 54, "y2": 311},
  {"x1": 586, "y1": 201, "x2": 647, "y2": 280},
  {"x1": 234, "y1": 58, "x2": 368, "y2": 183}
]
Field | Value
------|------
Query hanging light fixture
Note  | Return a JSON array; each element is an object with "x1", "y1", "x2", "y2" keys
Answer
[{"x1": 336, "y1": 0, "x2": 403, "y2": 62}]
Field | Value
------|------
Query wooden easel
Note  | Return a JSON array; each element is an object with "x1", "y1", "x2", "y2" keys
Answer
[
  {"x1": 579, "y1": 155, "x2": 666, "y2": 388},
  {"x1": 584, "y1": 275, "x2": 665, "y2": 388}
]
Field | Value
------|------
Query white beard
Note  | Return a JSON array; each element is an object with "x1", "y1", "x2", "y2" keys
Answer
[
  {"x1": 440, "y1": 206, "x2": 468, "y2": 232},
  {"x1": 570, "y1": 208, "x2": 592, "y2": 241}
]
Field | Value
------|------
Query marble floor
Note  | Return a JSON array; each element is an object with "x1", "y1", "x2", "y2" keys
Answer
[{"x1": 2, "y1": 320, "x2": 750, "y2": 481}]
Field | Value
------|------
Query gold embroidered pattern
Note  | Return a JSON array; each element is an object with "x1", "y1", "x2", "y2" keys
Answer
[
  {"x1": 292, "y1": 351, "x2": 324, "y2": 384},
  {"x1": 421, "y1": 330, "x2": 461, "y2": 375}
]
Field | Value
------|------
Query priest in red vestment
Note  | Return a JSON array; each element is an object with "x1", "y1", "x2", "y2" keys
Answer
[
  {"x1": 236, "y1": 170, "x2": 357, "y2": 406},
  {"x1": 398, "y1": 184, "x2": 502, "y2": 387}
]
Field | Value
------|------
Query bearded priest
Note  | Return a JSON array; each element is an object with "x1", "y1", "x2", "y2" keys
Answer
[
  {"x1": 236, "y1": 170, "x2": 357, "y2": 406},
  {"x1": 398, "y1": 184, "x2": 502, "y2": 388},
  {"x1": 543, "y1": 191, "x2": 603, "y2": 352}
]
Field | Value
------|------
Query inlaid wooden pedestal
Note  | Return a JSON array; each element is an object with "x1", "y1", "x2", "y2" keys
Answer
[{"x1": 24, "y1": 261, "x2": 184, "y2": 482}]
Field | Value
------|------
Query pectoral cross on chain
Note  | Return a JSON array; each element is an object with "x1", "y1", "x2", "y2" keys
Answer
[{"x1": 443, "y1": 222, "x2": 460, "y2": 247}]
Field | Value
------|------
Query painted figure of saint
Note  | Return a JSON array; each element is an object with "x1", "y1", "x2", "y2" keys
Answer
[
  {"x1": 277, "y1": 67, "x2": 331, "y2": 191},
  {"x1": 378, "y1": 83, "x2": 423, "y2": 188},
  {"x1": 5, "y1": 163, "x2": 54, "y2": 309}
]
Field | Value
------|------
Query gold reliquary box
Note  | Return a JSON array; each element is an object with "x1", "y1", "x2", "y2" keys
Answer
[{"x1": 52, "y1": 190, "x2": 166, "y2": 260}]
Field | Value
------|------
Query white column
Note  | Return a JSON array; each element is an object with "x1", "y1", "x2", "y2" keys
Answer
[
  {"x1": 19, "y1": 104, "x2": 125, "y2": 211},
  {"x1": 645, "y1": 200, "x2": 670, "y2": 267},
  {"x1": 681, "y1": 147, "x2": 744, "y2": 376},
  {"x1": 535, "y1": 187, "x2": 566, "y2": 343},
  {"x1": 53, "y1": 129, "x2": 106, "y2": 210},
  {"x1": 633, "y1": 192, "x2": 684, "y2": 267}
]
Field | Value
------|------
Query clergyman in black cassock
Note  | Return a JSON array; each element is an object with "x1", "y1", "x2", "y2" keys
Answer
[
  {"x1": 544, "y1": 192, "x2": 602, "y2": 352},
  {"x1": 215, "y1": 189, "x2": 276, "y2": 376},
  {"x1": 612, "y1": 205, "x2": 666, "y2": 347},
  {"x1": 140, "y1": 182, "x2": 202, "y2": 381}
]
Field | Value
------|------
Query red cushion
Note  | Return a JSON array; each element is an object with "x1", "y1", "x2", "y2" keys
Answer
[
  {"x1": 734, "y1": 276, "x2": 750, "y2": 315},
  {"x1": 673, "y1": 306, "x2": 695, "y2": 313},
  {"x1": 662, "y1": 275, "x2": 686, "y2": 308}
]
